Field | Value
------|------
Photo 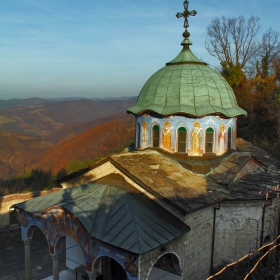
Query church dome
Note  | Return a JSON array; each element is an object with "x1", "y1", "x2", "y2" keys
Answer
[{"x1": 128, "y1": 44, "x2": 247, "y2": 118}]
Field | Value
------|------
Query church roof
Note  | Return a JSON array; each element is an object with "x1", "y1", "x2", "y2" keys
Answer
[
  {"x1": 14, "y1": 173, "x2": 190, "y2": 255},
  {"x1": 109, "y1": 140, "x2": 280, "y2": 214},
  {"x1": 127, "y1": 46, "x2": 247, "y2": 118},
  {"x1": 128, "y1": 1, "x2": 246, "y2": 118},
  {"x1": 52, "y1": 139, "x2": 280, "y2": 216}
]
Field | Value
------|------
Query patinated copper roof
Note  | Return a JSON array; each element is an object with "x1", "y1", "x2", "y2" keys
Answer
[{"x1": 14, "y1": 174, "x2": 190, "y2": 254}]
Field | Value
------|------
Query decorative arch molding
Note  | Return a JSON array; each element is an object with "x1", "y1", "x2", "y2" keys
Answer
[
  {"x1": 22, "y1": 223, "x2": 49, "y2": 245},
  {"x1": 147, "y1": 252, "x2": 182, "y2": 280},
  {"x1": 53, "y1": 235, "x2": 66, "y2": 255},
  {"x1": 18, "y1": 208, "x2": 139, "y2": 276},
  {"x1": 136, "y1": 115, "x2": 236, "y2": 155},
  {"x1": 204, "y1": 126, "x2": 215, "y2": 154},
  {"x1": 151, "y1": 124, "x2": 160, "y2": 148},
  {"x1": 176, "y1": 126, "x2": 188, "y2": 153}
]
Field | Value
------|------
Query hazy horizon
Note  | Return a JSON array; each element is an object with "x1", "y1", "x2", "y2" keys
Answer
[{"x1": 1, "y1": 0, "x2": 279, "y2": 100}]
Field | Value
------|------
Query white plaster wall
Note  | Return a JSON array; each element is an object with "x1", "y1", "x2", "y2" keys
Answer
[{"x1": 66, "y1": 237, "x2": 85, "y2": 270}]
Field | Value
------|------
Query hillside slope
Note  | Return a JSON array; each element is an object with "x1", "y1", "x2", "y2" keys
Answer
[
  {"x1": 36, "y1": 118, "x2": 135, "y2": 173},
  {"x1": 0, "y1": 132, "x2": 53, "y2": 181},
  {"x1": 45, "y1": 112, "x2": 132, "y2": 144},
  {"x1": 0, "y1": 97, "x2": 137, "y2": 137}
]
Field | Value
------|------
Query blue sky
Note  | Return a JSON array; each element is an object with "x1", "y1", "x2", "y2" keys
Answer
[{"x1": 1, "y1": 0, "x2": 279, "y2": 99}]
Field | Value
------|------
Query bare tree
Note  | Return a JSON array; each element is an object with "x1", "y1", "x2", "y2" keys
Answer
[
  {"x1": 253, "y1": 28, "x2": 280, "y2": 77},
  {"x1": 205, "y1": 16, "x2": 280, "y2": 159},
  {"x1": 205, "y1": 16, "x2": 261, "y2": 69}
]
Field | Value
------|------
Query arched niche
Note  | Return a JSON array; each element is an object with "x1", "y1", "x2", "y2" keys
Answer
[
  {"x1": 152, "y1": 124, "x2": 160, "y2": 148},
  {"x1": 205, "y1": 127, "x2": 215, "y2": 153},
  {"x1": 177, "y1": 127, "x2": 187, "y2": 153},
  {"x1": 228, "y1": 126, "x2": 233, "y2": 149},
  {"x1": 147, "y1": 253, "x2": 182, "y2": 280},
  {"x1": 93, "y1": 255, "x2": 131, "y2": 280}
]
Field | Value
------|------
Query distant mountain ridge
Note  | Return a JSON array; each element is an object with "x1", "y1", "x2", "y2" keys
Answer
[
  {"x1": 0, "y1": 96, "x2": 137, "y2": 181},
  {"x1": 0, "y1": 97, "x2": 137, "y2": 137},
  {"x1": 45, "y1": 112, "x2": 131, "y2": 144},
  {"x1": 0, "y1": 96, "x2": 137, "y2": 109},
  {"x1": 37, "y1": 118, "x2": 135, "y2": 173}
]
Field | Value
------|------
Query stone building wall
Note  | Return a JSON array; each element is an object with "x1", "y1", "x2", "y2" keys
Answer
[
  {"x1": 0, "y1": 189, "x2": 61, "y2": 230},
  {"x1": 213, "y1": 199, "x2": 279, "y2": 267},
  {"x1": 139, "y1": 199, "x2": 280, "y2": 280},
  {"x1": 139, "y1": 207, "x2": 213, "y2": 280}
]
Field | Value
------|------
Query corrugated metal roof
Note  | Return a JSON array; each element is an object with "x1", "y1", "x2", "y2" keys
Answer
[{"x1": 14, "y1": 174, "x2": 190, "y2": 255}]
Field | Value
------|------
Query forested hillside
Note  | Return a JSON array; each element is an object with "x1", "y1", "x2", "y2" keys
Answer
[
  {"x1": 45, "y1": 112, "x2": 131, "y2": 144},
  {"x1": 37, "y1": 118, "x2": 134, "y2": 174},
  {"x1": 0, "y1": 131, "x2": 53, "y2": 181},
  {"x1": 0, "y1": 97, "x2": 137, "y2": 137},
  {"x1": 0, "y1": 97, "x2": 136, "y2": 190}
]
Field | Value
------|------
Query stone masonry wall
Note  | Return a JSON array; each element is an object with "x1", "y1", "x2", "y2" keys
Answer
[
  {"x1": 139, "y1": 199, "x2": 279, "y2": 280},
  {"x1": 213, "y1": 200, "x2": 279, "y2": 267},
  {"x1": 139, "y1": 207, "x2": 213, "y2": 280},
  {"x1": 0, "y1": 189, "x2": 61, "y2": 230}
]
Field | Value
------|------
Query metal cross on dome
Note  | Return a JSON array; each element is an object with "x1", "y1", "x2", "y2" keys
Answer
[{"x1": 176, "y1": 0, "x2": 197, "y2": 28}]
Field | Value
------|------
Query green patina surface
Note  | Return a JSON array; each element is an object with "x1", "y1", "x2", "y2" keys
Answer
[
  {"x1": 128, "y1": 47, "x2": 247, "y2": 117},
  {"x1": 14, "y1": 174, "x2": 189, "y2": 254}
]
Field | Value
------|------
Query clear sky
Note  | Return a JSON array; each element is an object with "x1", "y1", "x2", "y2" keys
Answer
[{"x1": 1, "y1": 0, "x2": 279, "y2": 100}]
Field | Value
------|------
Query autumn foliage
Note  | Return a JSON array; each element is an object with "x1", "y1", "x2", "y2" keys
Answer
[
  {"x1": 206, "y1": 16, "x2": 280, "y2": 158},
  {"x1": 36, "y1": 118, "x2": 135, "y2": 173}
]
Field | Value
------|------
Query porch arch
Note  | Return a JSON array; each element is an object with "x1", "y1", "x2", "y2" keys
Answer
[
  {"x1": 147, "y1": 252, "x2": 182, "y2": 280},
  {"x1": 23, "y1": 224, "x2": 49, "y2": 247},
  {"x1": 63, "y1": 236, "x2": 86, "y2": 271}
]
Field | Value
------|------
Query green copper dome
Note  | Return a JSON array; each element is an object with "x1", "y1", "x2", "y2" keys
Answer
[{"x1": 128, "y1": 46, "x2": 247, "y2": 117}]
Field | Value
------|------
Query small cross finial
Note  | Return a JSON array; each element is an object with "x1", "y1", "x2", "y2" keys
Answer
[{"x1": 176, "y1": 0, "x2": 197, "y2": 29}]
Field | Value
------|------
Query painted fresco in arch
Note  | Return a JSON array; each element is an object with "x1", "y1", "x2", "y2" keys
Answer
[
  {"x1": 162, "y1": 121, "x2": 173, "y2": 151},
  {"x1": 136, "y1": 114, "x2": 236, "y2": 155},
  {"x1": 19, "y1": 209, "x2": 138, "y2": 278}
]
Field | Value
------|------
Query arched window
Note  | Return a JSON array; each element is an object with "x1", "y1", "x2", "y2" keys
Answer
[
  {"x1": 228, "y1": 127, "x2": 232, "y2": 149},
  {"x1": 148, "y1": 253, "x2": 182, "y2": 280},
  {"x1": 152, "y1": 125, "x2": 160, "y2": 147},
  {"x1": 177, "y1": 127, "x2": 187, "y2": 153},
  {"x1": 205, "y1": 127, "x2": 214, "y2": 153}
]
